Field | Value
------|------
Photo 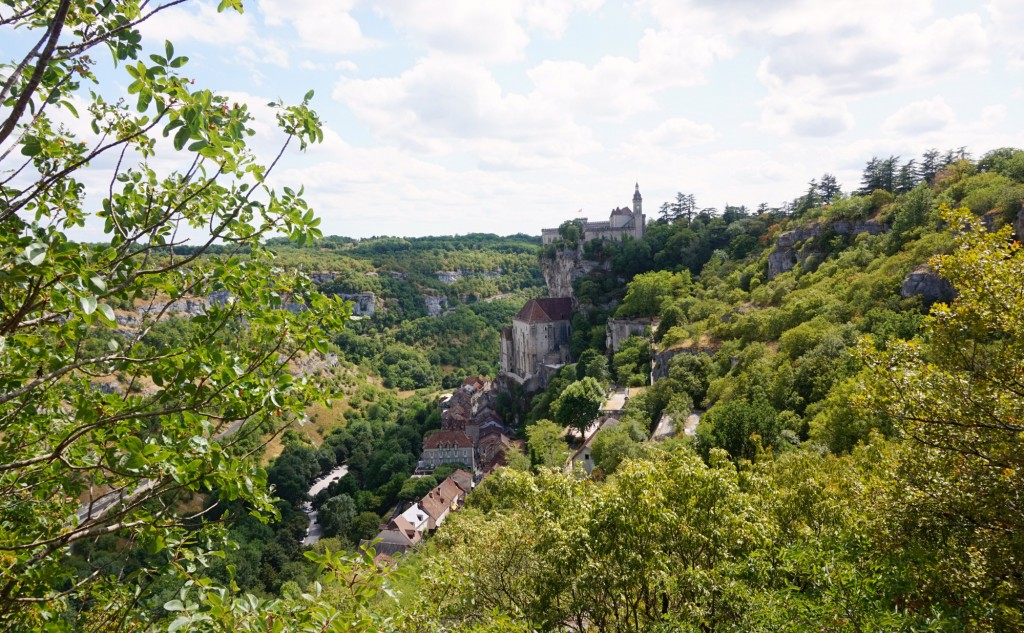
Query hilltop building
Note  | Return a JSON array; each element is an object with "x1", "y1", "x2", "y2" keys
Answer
[
  {"x1": 499, "y1": 297, "x2": 573, "y2": 389},
  {"x1": 541, "y1": 183, "x2": 646, "y2": 246}
]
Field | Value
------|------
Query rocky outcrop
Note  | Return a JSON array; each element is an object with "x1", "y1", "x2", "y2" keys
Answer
[
  {"x1": 1014, "y1": 205, "x2": 1024, "y2": 241},
  {"x1": 652, "y1": 339, "x2": 720, "y2": 381},
  {"x1": 137, "y1": 298, "x2": 208, "y2": 318},
  {"x1": 310, "y1": 271, "x2": 339, "y2": 285},
  {"x1": 425, "y1": 295, "x2": 448, "y2": 316},
  {"x1": 541, "y1": 246, "x2": 608, "y2": 300},
  {"x1": 767, "y1": 220, "x2": 888, "y2": 278},
  {"x1": 338, "y1": 292, "x2": 376, "y2": 316},
  {"x1": 831, "y1": 220, "x2": 887, "y2": 237},
  {"x1": 900, "y1": 265, "x2": 955, "y2": 304}
]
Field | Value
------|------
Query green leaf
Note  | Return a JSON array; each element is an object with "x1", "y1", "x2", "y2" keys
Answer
[
  {"x1": 165, "y1": 40, "x2": 174, "y2": 61},
  {"x1": 98, "y1": 303, "x2": 115, "y2": 323},
  {"x1": 216, "y1": 0, "x2": 244, "y2": 13},
  {"x1": 21, "y1": 137, "x2": 41, "y2": 157},
  {"x1": 79, "y1": 295, "x2": 97, "y2": 315},
  {"x1": 137, "y1": 88, "x2": 152, "y2": 112},
  {"x1": 173, "y1": 125, "x2": 190, "y2": 151},
  {"x1": 304, "y1": 89, "x2": 315, "y2": 101},
  {"x1": 21, "y1": 242, "x2": 46, "y2": 265},
  {"x1": 167, "y1": 617, "x2": 189, "y2": 632}
]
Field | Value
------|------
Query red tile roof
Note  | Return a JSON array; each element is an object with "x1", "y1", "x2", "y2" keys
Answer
[
  {"x1": 515, "y1": 297, "x2": 573, "y2": 323},
  {"x1": 423, "y1": 430, "x2": 473, "y2": 450}
]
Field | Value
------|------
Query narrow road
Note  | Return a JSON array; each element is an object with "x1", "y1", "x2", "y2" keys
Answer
[{"x1": 300, "y1": 463, "x2": 349, "y2": 546}]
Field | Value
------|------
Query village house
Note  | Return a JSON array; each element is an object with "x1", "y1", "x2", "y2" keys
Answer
[
  {"x1": 449, "y1": 468, "x2": 475, "y2": 494},
  {"x1": 367, "y1": 514, "x2": 423, "y2": 556},
  {"x1": 420, "y1": 477, "x2": 467, "y2": 529},
  {"x1": 398, "y1": 503, "x2": 431, "y2": 534},
  {"x1": 541, "y1": 183, "x2": 646, "y2": 246},
  {"x1": 420, "y1": 430, "x2": 475, "y2": 471}
]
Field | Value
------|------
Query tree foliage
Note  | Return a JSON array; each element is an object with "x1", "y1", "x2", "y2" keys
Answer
[
  {"x1": 859, "y1": 206, "x2": 1024, "y2": 627},
  {"x1": 551, "y1": 377, "x2": 605, "y2": 440},
  {"x1": 0, "y1": 1, "x2": 352, "y2": 628}
]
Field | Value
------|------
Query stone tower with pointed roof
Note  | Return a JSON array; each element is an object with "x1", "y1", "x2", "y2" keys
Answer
[{"x1": 499, "y1": 297, "x2": 573, "y2": 387}]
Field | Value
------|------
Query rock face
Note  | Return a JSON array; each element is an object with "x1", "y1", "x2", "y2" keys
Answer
[
  {"x1": 424, "y1": 295, "x2": 448, "y2": 316},
  {"x1": 767, "y1": 220, "x2": 888, "y2": 278},
  {"x1": 900, "y1": 265, "x2": 955, "y2": 304},
  {"x1": 1015, "y1": 205, "x2": 1024, "y2": 241},
  {"x1": 541, "y1": 246, "x2": 608, "y2": 300},
  {"x1": 338, "y1": 292, "x2": 376, "y2": 316}
]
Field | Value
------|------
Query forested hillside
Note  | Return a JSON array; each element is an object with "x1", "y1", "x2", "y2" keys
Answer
[
  {"x1": 404, "y1": 148, "x2": 1024, "y2": 631},
  {"x1": 272, "y1": 234, "x2": 544, "y2": 387}
]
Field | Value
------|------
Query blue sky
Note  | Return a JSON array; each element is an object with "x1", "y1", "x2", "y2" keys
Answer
[{"x1": 13, "y1": 0, "x2": 1024, "y2": 239}]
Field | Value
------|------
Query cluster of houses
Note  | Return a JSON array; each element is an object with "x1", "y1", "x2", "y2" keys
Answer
[
  {"x1": 365, "y1": 378, "x2": 525, "y2": 563},
  {"x1": 421, "y1": 376, "x2": 522, "y2": 474},
  {"x1": 365, "y1": 468, "x2": 474, "y2": 559}
]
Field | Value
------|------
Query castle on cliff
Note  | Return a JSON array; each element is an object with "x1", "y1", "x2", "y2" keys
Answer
[{"x1": 541, "y1": 183, "x2": 646, "y2": 246}]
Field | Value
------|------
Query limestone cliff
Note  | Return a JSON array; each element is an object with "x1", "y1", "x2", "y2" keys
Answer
[
  {"x1": 767, "y1": 219, "x2": 887, "y2": 278},
  {"x1": 541, "y1": 246, "x2": 608, "y2": 300}
]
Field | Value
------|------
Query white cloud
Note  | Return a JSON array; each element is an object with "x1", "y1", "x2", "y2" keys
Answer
[
  {"x1": 116, "y1": 0, "x2": 1024, "y2": 237},
  {"x1": 257, "y1": 0, "x2": 376, "y2": 54},
  {"x1": 756, "y1": 82, "x2": 855, "y2": 138},
  {"x1": 987, "y1": 0, "x2": 1024, "y2": 69},
  {"x1": 333, "y1": 56, "x2": 599, "y2": 167},
  {"x1": 139, "y1": 2, "x2": 289, "y2": 69},
  {"x1": 376, "y1": 0, "x2": 603, "y2": 61},
  {"x1": 524, "y1": 0, "x2": 604, "y2": 37},
  {"x1": 633, "y1": 1, "x2": 989, "y2": 140},
  {"x1": 377, "y1": 0, "x2": 531, "y2": 62},
  {"x1": 526, "y1": 28, "x2": 730, "y2": 121},
  {"x1": 981, "y1": 104, "x2": 1007, "y2": 126},
  {"x1": 632, "y1": 117, "x2": 716, "y2": 149},
  {"x1": 883, "y1": 97, "x2": 955, "y2": 135}
]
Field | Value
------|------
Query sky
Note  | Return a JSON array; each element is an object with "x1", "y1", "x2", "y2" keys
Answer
[{"x1": 13, "y1": 0, "x2": 1024, "y2": 239}]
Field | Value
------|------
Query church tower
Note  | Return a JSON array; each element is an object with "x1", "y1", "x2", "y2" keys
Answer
[{"x1": 632, "y1": 183, "x2": 645, "y2": 239}]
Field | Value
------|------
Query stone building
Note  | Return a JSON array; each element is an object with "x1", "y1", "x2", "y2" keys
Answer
[
  {"x1": 420, "y1": 430, "x2": 475, "y2": 471},
  {"x1": 541, "y1": 184, "x2": 646, "y2": 245},
  {"x1": 605, "y1": 317, "x2": 659, "y2": 354},
  {"x1": 499, "y1": 297, "x2": 574, "y2": 385}
]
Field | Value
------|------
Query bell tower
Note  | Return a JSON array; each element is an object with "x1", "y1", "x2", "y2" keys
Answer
[{"x1": 632, "y1": 182, "x2": 642, "y2": 215}]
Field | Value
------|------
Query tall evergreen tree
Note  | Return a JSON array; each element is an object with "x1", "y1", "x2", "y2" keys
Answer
[
  {"x1": 918, "y1": 148, "x2": 942, "y2": 183},
  {"x1": 818, "y1": 173, "x2": 841, "y2": 204}
]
